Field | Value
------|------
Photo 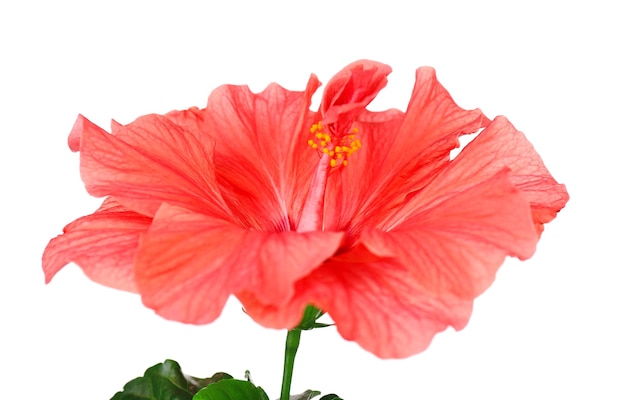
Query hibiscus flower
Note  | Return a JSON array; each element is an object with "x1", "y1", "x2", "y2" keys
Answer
[{"x1": 43, "y1": 60, "x2": 568, "y2": 358}]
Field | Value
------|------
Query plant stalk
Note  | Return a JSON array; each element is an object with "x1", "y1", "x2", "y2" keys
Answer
[{"x1": 280, "y1": 329, "x2": 302, "y2": 400}]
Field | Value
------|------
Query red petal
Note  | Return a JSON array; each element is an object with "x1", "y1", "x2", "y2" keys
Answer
[
  {"x1": 323, "y1": 110, "x2": 405, "y2": 235},
  {"x1": 389, "y1": 67, "x2": 489, "y2": 167},
  {"x1": 244, "y1": 170, "x2": 537, "y2": 358},
  {"x1": 134, "y1": 204, "x2": 343, "y2": 324},
  {"x1": 42, "y1": 198, "x2": 152, "y2": 292},
  {"x1": 412, "y1": 116, "x2": 569, "y2": 234},
  {"x1": 240, "y1": 245, "x2": 469, "y2": 359},
  {"x1": 324, "y1": 68, "x2": 488, "y2": 236},
  {"x1": 366, "y1": 170, "x2": 537, "y2": 301},
  {"x1": 164, "y1": 106, "x2": 207, "y2": 138},
  {"x1": 318, "y1": 253, "x2": 469, "y2": 359},
  {"x1": 68, "y1": 114, "x2": 96, "y2": 152},
  {"x1": 202, "y1": 76, "x2": 322, "y2": 230},
  {"x1": 73, "y1": 114, "x2": 231, "y2": 219},
  {"x1": 453, "y1": 116, "x2": 569, "y2": 233},
  {"x1": 321, "y1": 60, "x2": 392, "y2": 131}
]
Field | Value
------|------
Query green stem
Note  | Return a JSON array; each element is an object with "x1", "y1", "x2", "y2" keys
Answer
[{"x1": 280, "y1": 329, "x2": 302, "y2": 400}]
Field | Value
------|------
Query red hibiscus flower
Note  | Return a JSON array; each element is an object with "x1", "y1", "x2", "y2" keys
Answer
[{"x1": 43, "y1": 60, "x2": 568, "y2": 358}]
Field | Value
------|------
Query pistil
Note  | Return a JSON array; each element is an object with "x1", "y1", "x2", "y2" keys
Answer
[
  {"x1": 298, "y1": 121, "x2": 362, "y2": 232},
  {"x1": 297, "y1": 152, "x2": 330, "y2": 232}
]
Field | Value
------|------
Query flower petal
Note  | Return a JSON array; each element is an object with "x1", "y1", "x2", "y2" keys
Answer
[
  {"x1": 163, "y1": 106, "x2": 207, "y2": 138},
  {"x1": 322, "y1": 110, "x2": 405, "y2": 235},
  {"x1": 240, "y1": 246, "x2": 469, "y2": 359},
  {"x1": 366, "y1": 170, "x2": 537, "y2": 301},
  {"x1": 72, "y1": 114, "x2": 231, "y2": 220},
  {"x1": 321, "y1": 60, "x2": 392, "y2": 132},
  {"x1": 134, "y1": 203, "x2": 343, "y2": 324},
  {"x1": 324, "y1": 68, "x2": 488, "y2": 236},
  {"x1": 243, "y1": 170, "x2": 537, "y2": 358},
  {"x1": 42, "y1": 198, "x2": 152, "y2": 292},
  {"x1": 318, "y1": 252, "x2": 470, "y2": 359},
  {"x1": 201, "y1": 76, "x2": 322, "y2": 231},
  {"x1": 411, "y1": 116, "x2": 569, "y2": 234},
  {"x1": 390, "y1": 67, "x2": 489, "y2": 167}
]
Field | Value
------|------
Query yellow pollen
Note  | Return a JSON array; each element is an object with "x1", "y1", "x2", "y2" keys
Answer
[{"x1": 307, "y1": 121, "x2": 362, "y2": 168}]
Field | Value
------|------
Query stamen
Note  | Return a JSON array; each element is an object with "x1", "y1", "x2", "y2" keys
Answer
[{"x1": 307, "y1": 121, "x2": 362, "y2": 167}]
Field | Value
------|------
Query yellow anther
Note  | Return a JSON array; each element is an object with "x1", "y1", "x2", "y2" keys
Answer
[{"x1": 308, "y1": 120, "x2": 362, "y2": 168}]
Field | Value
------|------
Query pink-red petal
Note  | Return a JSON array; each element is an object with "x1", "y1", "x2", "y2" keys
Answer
[
  {"x1": 388, "y1": 67, "x2": 489, "y2": 167},
  {"x1": 322, "y1": 110, "x2": 405, "y2": 236},
  {"x1": 324, "y1": 68, "x2": 489, "y2": 236},
  {"x1": 321, "y1": 60, "x2": 392, "y2": 134},
  {"x1": 163, "y1": 106, "x2": 207, "y2": 139},
  {"x1": 73, "y1": 114, "x2": 231, "y2": 220},
  {"x1": 134, "y1": 203, "x2": 343, "y2": 324},
  {"x1": 42, "y1": 198, "x2": 152, "y2": 292},
  {"x1": 202, "y1": 76, "x2": 322, "y2": 230},
  {"x1": 316, "y1": 252, "x2": 470, "y2": 359},
  {"x1": 245, "y1": 170, "x2": 537, "y2": 358},
  {"x1": 411, "y1": 116, "x2": 569, "y2": 234},
  {"x1": 365, "y1": 170, "x2": 537, "y2": 301},
  {"x1": 240, "y1": 245, "x2": 470, "y2": 359}
]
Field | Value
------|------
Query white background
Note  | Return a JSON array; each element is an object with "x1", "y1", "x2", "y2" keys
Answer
[{"x1": 1, "y1": 1, "x2": 624, "y2": 399}]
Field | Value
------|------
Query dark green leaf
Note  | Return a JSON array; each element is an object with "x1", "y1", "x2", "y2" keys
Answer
[
  {"x1": 186, "y1": 372, "x2": 234, "y2": 394},
  {"x1": 319, "y1": 395, "x2": 343, "y2": 400},
  {"x1": 192, "y1": 379, "x2": 269, "y2": 400},
  {"x1": 111, "y1": 360, "x2": 233, "y2": 400}
]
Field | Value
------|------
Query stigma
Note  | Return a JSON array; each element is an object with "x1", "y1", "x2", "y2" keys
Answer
[{"x1": 307, "y1": 121, "x2": 362, "y2": 167}]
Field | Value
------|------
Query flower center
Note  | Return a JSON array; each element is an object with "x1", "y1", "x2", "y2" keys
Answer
[{"x1": 307, "y1": 121, "x2": 362, "y2": 167}]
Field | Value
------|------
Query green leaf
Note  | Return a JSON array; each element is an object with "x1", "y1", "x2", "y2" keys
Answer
[
  {"x1": 186, "y1": 372, "x2": 234, "y2": 394},
  {"x1": 111, "y1": 360, "x2": 233, "y2": 400},
  {"x1": 318, "y1": 395, "x2": 343, "y2": 400},
  {"x1": 192, "y1": 379, "x2": 269, "y2": 400}
]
